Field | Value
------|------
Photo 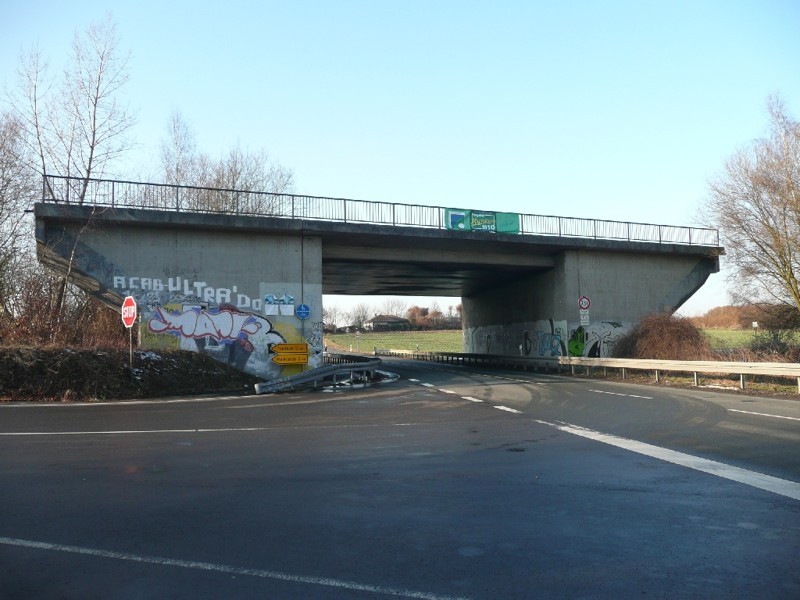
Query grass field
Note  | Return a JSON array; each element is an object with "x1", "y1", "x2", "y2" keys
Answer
[
  {"x1": 325, "y1": 328, "x2": 759, "y2": 353},
  {"x1": 702, "y1": 328, "x2": 755, "y2": 350},
  {"x1": 325, "y1": 330, "x2": 463, "y2": 353}
]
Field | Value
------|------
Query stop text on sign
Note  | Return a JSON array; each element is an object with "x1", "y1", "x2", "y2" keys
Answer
[{"x1": 121, "y1": 296, "x2": 137, "y2": 328}]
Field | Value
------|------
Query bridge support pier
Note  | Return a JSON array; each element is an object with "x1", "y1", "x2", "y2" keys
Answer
[{"x1": 462, "y1": 249, "x2": 719, "y2": 358}]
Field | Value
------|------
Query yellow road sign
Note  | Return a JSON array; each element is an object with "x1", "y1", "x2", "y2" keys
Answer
[
  {"x1": 272, "y1": 353, "x2": 309, "y2": 365},
  {"x1": 271, "y1": 343, "x2": 309, "y2": 354}
]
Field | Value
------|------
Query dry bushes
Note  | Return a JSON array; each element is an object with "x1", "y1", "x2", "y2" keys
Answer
[
  {"x1": 613, "y1": 312, "x2": 712, "y2": 360},
  {"x1": 1, "y1": 273, "x2": 128, "y2": 350},
  {"x1": 689, "y1": 305, "x2": 750, "y2": 329}
]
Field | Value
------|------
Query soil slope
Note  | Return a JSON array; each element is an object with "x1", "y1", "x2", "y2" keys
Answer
[{"x1": 0, "y1": 346, "x2": 261, "y2": 402}]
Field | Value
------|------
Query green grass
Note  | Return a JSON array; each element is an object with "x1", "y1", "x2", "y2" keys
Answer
[
  {"x1": 702, "y1": 329, "x2": 755, "y2": 350},
  {"x1": 327, "y1": 328, "x2": 768, "y2": 354},
  {"x1": 325, "y1": 330, "x2": 463, "y2": 353}
]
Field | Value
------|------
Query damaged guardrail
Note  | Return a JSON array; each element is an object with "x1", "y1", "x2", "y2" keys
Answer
[{"x1": 254, "y1": 354, "x2": 381, "y2": 394}]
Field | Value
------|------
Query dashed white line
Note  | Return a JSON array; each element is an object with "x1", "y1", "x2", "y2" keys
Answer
[
  {"x1": 421, "y1": 383, "x2": 435, "y2": 388},
  {"x1": 408, "y1": 379, "x2": 420, "y2": 383},
  {"x1": 462, "y1": 397, "x2": 484, "y2": 403},
  {"x1": 494, "y1": 406, "x2": 523, "y2": 414},
  {"x1": 439, "y1": 389, "x2": 457, "y2": 394},
  {"x1": 0, "y1": 537, "x2": 470, "y2": 600},
  {"x1": 534, "y1": 419, "x2": 800, "y2": 501},
  {"x1": 728, "y1": 409, "x2": 800, "y2": 422},
  {"x1": 589, "y1": 389, "x2": 653, "y2": 400}
]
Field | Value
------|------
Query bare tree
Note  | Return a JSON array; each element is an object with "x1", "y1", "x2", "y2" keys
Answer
[
  {"x1": 347, "y1": 303, "x2": 372, "y2": 330},
  {"x1": 11, "y1": 15, "x2": 135, "y2": 197},
  {"x1": 160, "y1": 110, "x2": 196, "y2": 186},
  {"x1": 0, "y1": 112, "x2": 37, "y2": 323},
  {"x1": 379, "y1": 298, "x2": 407, "y2": 317},
  {"x1": 704, "y1": 96, "x2": 800, "y2": 316},
  {"x1": 159, "y1": 110, "x2": 294, "y2": 214},
  {"x1": 322, "y1": 305, "x2": 342, "y2": 330},
  {"x1": 6, "y1": 15, "x2": 135, "y2": 336}
]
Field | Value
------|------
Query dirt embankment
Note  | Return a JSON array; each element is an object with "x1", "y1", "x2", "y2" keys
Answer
[{"x1": 0, "y1": 346, "x2": 261, "y2": 402}]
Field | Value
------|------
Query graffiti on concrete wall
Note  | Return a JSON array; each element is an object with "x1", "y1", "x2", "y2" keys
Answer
[
  {"x1": 567, "y1": 321, "x2": 625, "y2": 357},
  {"x1": 147, "y1": 304, "x2": 286, "y2": 373},
  {"x1": 306, "y1": 321, "x2": 324, "y2": 352},
  {"x1": 111, "y1": 273, "x2": 322, "y2": 379},
  {"x1": 466, "y1": 319, "x2": 627, "y2": 358},
  {"x1": 263, "y1": 293, "x2": 295, "y2": 316},
  {"x1": 113, "y1": 276, "x2": 263, "y2": 311},
  {"x1": 524, "y1": 319, "x2": 568, "y2": 357}
]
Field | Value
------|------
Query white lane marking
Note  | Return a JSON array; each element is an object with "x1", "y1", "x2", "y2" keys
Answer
[
  {"x1": 0, "y1": 395, "x2": 246, "y2": 408},
  {"x1": 589, "y1": 389, "x2": 653, "y2": 400},
  {"x1": 494, "y1": 406, "x2": 522, "y2": 414},
  {"x1": 462, "y1": 397, "x2": 484, "y2": 403},
  {"x1": 728, "y1": 409, "x2": 800, "y2": 422},
  {"x1": 0, "y1": 423, "x2": 425, "y2": 437},
  {"x1": 439, "y1": 389, "x2": 457, "y2": 394},
  {"x1": 408, "y1": 379, "x2": 420, "y2": 383},
  {"x1": 228, "y1": 397, "x2": 350, "y2": 409},
  {"x1": 421, "y1": 383, "x2": 435, "y2": 388},
  {"x1": 534, "y1": 420, "x2": 800, "y2": 501},
  {"x1": 0, "y1": 537, "x2": 470, "y2": 600}
]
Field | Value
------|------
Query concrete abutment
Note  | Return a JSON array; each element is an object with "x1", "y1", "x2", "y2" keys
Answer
[{"x1": 462, "y1": 250, "x2": 719, "y2": 357}]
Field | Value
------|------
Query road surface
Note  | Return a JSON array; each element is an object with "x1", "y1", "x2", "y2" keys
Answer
[{"x1": 1, "y1": 357, "x2": 798, "y2": 598}]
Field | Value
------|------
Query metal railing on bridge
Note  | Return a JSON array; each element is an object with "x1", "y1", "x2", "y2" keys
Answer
[{"x1": 41, "y1": 174, "x2": 720, "y2": 247}]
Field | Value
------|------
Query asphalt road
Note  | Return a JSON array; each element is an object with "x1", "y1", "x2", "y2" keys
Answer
[{"x1": 1, "y1": 358, "x2": 798, "y2": 599}]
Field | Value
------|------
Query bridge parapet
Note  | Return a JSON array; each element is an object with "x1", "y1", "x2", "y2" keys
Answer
[{"x1": 42, "y1": 174, "x2": 720, "y2": 247}]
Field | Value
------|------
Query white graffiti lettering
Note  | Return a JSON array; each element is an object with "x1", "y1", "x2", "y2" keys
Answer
[
  {"x1": 114, "y1": 276, "x2": 255, "y2": 310},
  {"x1": 148, "y1": 306, "x2": 262, "y2": 342}
]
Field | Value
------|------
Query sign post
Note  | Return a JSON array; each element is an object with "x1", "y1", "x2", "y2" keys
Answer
[
  {"x1": 121, "y1": 296, "x2": 137, "y2": 380},
  {"x1": 578, "y1": 296, "x2": 591, "y2": 326}
]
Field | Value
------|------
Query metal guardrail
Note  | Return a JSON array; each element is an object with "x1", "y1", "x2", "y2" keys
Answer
[
  {"x1": 561, "y1": 356, "x2": 800, "y2": 392},
  {"x1": 254, "y1": 354, "x2": 382, "y2": 394},
  {"x1": 41, "y1": 174, "x2": 720, "y2": 247},
  {"x1": 376, "y1": 349, "x2": 800, "y2": 393}
]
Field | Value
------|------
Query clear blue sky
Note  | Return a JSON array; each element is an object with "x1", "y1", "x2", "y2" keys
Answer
[{"x1": 3, "y1": 1, "x2": 799, "y2": 316}]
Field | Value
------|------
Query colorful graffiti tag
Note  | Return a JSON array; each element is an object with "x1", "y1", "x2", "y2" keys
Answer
[
  {"x1": 147, "y1": 304, "x2": 286, "y2": 372},
  {"x1": 567, "y1": 321, "x2": 625, "y2": 357},
  {"x1": 528, "y1": 319, "x2": 568, "y2": 356},
  {"x1": 466, "y1": 319, "x2": 627, "y2": 358}
]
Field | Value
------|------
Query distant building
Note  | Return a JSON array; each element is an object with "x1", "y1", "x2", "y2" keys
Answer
[{"x1": 364, "y1": 314, "x2": 411, "y2": 331}]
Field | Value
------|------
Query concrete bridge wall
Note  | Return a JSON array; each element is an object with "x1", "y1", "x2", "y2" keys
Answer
[
  {"x1": 463, "y1": 250, "x2": 718, "y2": 357},
  {"x1": 36, "y1": 206, "x2": 323, "y2": 380}
]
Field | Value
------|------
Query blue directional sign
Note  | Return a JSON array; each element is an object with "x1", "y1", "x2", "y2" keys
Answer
[{"x1": 296, "y1": 303, "x2": 311, "y2": 320}]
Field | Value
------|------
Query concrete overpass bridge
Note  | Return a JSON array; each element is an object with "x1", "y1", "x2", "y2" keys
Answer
[{"x1": 35, "y1": 175, "x2": 722, "y2": 380}]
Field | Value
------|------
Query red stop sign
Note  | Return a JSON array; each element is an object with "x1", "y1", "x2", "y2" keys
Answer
[{"x1": 121, "y1": 296, "x2": 137, "y2": 328}]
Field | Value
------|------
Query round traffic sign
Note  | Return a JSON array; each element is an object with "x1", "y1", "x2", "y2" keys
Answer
[
  {"x1": 578, "y1": 295, "x2": 591, "y2": 310},
  {"x1": 296, "y1": 303, "x2": 311, "y2": 320},
  {"x1": 121, "y1": 296, "x2": 137, "y2": 328}
]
